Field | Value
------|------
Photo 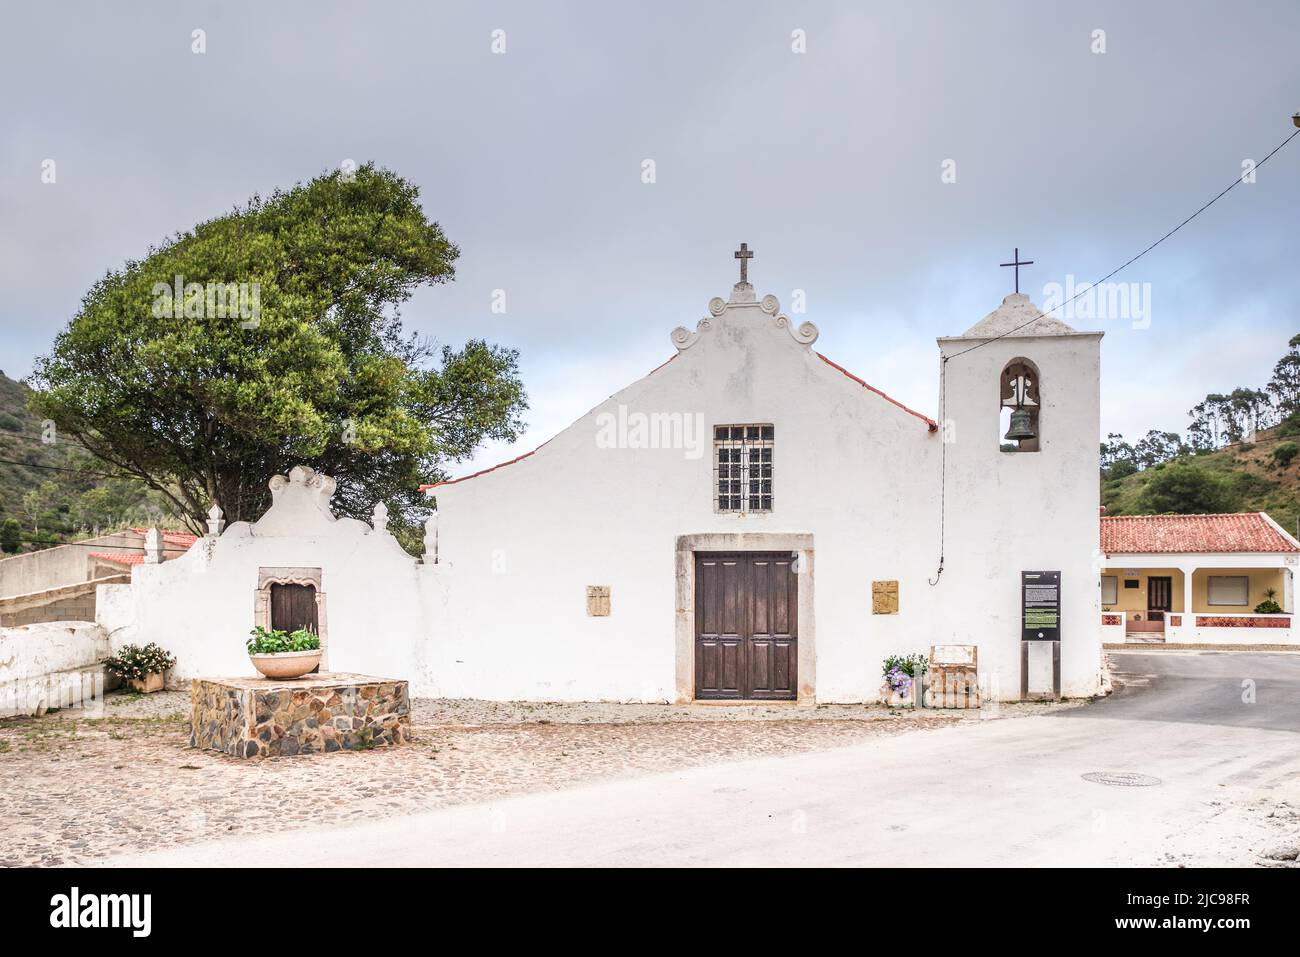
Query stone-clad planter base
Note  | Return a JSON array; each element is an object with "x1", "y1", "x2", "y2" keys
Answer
[{"x1": 190, "y1": 673, "x2": 410, "y2": 758}]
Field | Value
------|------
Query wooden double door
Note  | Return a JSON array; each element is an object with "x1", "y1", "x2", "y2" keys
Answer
[{"x1": 695, "y1": 552, "x2": 798, "y2": 700}]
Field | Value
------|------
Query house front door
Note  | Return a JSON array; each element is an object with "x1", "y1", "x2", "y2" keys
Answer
[
  {"x1": 694, "y1": 552, "x2": 797, "y2": 700},
  {"x1": 1147, "y1": 576, "x2": 1172, "y2": 626}
]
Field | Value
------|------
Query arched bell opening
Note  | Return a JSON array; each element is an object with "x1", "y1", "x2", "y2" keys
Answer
[{"x1": 999, "y1": 358, "x2": 1040, "y2": 453}]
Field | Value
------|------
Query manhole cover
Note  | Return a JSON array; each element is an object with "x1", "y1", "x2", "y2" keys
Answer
[{"x1": 1082, "y1": 771, "x2": 1162, "y2": 787}]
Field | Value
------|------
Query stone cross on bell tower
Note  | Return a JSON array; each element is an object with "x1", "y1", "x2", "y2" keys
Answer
[{"x1": 734, "y1": 242, "x2": 754, "y2": 285}]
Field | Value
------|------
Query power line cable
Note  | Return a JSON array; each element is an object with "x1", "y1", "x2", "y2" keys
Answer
[
  {"x1": 0, "y1": 456, "x2": 133, "y2": 480},
  {"x1": 928, "y1": 122, "x2": 1300, "y2": 585},
  {"x1": 945, "y1": 126, "x2": 1300, "y2": 362}
]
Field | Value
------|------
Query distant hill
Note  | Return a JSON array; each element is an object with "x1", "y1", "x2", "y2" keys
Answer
[
  {"x1": 1102, "y1": 419, "x2": 1300, "y2": 537},
  {"x1": 0, "y1": 371, "x2": 172, "y2": 552}
]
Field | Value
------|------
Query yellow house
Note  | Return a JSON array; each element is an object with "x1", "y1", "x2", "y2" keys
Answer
[{"x1": 1099, "y1": 513, "x2": 1298, "y2": 645}]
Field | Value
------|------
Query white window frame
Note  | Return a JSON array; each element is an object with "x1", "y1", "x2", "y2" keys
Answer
[
  {"x1": 1207, "y1": 575, "x2": 1249, "y2": 606},
  {"x1": 1100, "y1": 576, "x2": 1118, "y2": 605},
  {"x1": 714, "y1": 424, "x2": 774, "y2": 513}
]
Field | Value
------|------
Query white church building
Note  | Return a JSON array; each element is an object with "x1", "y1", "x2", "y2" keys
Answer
[{"x1": 99, "y1": 252, "x2": 1106, "y2": 703}]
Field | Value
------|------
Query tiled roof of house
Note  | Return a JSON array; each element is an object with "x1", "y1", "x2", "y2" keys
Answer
[
  {"x1": 87, "y1": 552, "x2": 146, "y2": 566},
  {"x1": 130, "y1": 528, "x2": 199, "y2": 547},
  {"x1": 1101, "y1": 513, "x2": 1300, "y2": 554}
]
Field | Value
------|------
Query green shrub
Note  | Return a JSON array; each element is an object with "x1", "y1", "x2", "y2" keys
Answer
[
  {"x1": 247, "y1": 626, "x2": 320, "y2": 654},
  {"x1": 1136, "y1": 463, "x2": 1236, "y2": 514},
  {"x1": 104, "y1": 643, "x2": 176, "y2": 681},
  {"x1": 1271, "y1": 442, "x2": 1300, "y2": 469},
  {"x1": 1275, "y1": 412, "x2": 1300, "y2": 438}
]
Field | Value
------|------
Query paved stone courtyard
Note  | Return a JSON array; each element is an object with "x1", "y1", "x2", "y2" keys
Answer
[{"x1": 0, "y1": 690, "x2": 1081, "y2": 867}]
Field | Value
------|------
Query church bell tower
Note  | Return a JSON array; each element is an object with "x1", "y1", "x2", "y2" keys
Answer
[{"x1": 935, "y1": 284, "x2": 1104, "y2": 700}]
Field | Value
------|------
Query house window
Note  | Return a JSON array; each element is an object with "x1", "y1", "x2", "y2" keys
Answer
[
  {"x1": 1207, "y1": 575, "x2": 1249, "y2": 606},
  {"x1": 1101, "y1": 576, "x2": 1118, "y2": 605},
  {"x1": 999, "y1": 358, "x2": 1040, "y2": 452},
  {"x1": 715, "y1": 424, "x2": 773, "y2": 511}
]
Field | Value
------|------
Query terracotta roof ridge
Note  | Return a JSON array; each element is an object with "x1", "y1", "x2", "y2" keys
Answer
[
  {"x1": 1101, "y1": 512, "x2": 1265, "y2": 519},
  {"x1": 814, "y1": 352, "x2": 938, "y2": 431}
]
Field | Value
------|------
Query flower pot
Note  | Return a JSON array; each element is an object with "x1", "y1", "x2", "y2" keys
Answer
[
  {"x1": 880, "y1": 682, "x2": 915, "y2": 708},
  {"x1": 249, "y1": 650, "x2": 322, "y2": 680},
  {"x1": 129, "y1": 672, "x2": 166, "y2": 694}
]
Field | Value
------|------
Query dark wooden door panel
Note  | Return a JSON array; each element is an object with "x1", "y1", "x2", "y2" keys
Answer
[
  {"x1": 270, "y1": 583, "x2": 318, "y2": 633},
  {"x1": 695, "y1": 552, "x2": 797, "y2": 701},
  {"x1": 1147, "y1": 576, "x2": 1172, "y2": 622}
]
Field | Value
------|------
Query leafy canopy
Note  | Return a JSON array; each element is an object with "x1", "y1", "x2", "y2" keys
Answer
[
  {"x1": 30, "y1": 164, "x2": 526, "y2": 544},
  {"x1": 1136, "y1": 463, "x2": 1235, "y2": 514}
]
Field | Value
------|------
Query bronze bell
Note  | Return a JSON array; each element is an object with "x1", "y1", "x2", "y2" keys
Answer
[{"x1": 1004, "y1": 407, "x2": 1036, "y2": 442}]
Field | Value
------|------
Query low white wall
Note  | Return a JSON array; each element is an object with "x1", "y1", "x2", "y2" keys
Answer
[
  {"x1": 101, "y1": 468, "x2": 436, "y2": 693},
  {"x1": 1158, "y1": 614, "x2": 1293, "y2": 645},
  {"x1": 0, "y1": 621, "x2": 109, "y2": 717},
  {"x1": 1101, "y1": 618, "x2": 1126, "y2": 644}
]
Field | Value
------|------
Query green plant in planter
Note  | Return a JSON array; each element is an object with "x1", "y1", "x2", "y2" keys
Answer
[
  {"x1": 103, "y1": 643, "x2": 176, "y2": 683},
  {"x1": 1254, "y1": 587, "x2": 1284, "y2": 614},
  {"x1": 881, "y1": 653, "x2": 929, "y2": 701},
  {"x1": 882, "y1": 654, "x2": 929, "y2": 679},
  {"x1": 247, "y1": 626, "x2": 321, "y2": 654}
]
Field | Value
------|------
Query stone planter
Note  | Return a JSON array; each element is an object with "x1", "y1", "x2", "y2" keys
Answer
[
  {"x1": 129, "y1": 672, "x2": 165, "y2": 694},
  {"x1": 880, "y1": 682, "x2": 917, "y2": 708},
  {"x1": 249, "y1": 650, "x2": 322, "y2": 680}
]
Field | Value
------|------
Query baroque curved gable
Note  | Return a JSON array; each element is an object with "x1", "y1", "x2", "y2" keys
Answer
[{"x1": 671, "y1": 286, "x2": 818, "y2": 352}]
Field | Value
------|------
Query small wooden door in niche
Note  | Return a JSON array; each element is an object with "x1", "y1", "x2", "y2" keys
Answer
[{"x1": 270, "y1": 582, "x2": 319, "y2": 634}]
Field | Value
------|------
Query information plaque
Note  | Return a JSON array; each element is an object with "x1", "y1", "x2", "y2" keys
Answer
[{"x1": 1021, "y1": 570, "x2": 1061, "y2": 642}]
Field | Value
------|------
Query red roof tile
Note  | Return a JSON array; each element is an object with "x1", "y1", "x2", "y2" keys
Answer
[
  {"x1": 1101, "y1": 513, "x2": 1300, "y2": 554},
  {"x1": 130, "y1": 528, "x2": 199, "y2": 547},
  {"x1": 88, "y1": 552, "x2": 146, "y2": 566}
]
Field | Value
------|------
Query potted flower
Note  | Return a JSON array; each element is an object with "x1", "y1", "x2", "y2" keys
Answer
[
  {"x1": 881, "y1": 653, "x2": 928, "y2": 708},
  {"x1": 104, "y1": 642, "x2": 176, "y2": 693},
  {"x1": 247, "y1": 626, "x2": 322, "y2": 680},
  {"x1": 1254, "y1": 588, "x2": 1284, "y2": 614}
]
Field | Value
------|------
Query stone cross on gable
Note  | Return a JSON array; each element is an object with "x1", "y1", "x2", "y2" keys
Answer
[{"x1": 734, "y1": 242, "x2": 754, "y2": 285}]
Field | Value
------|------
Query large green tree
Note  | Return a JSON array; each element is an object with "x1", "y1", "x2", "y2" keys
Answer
[
  {"x1": 30, "y1": 164, "x2": 526, "y2": 545},
  {"x1": 1136, "y1": 464, "x2": 1235, "y2": 515}
]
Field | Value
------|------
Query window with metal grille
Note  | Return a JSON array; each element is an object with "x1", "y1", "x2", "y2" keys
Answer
[{"x1": 715, "y1": 424, "x2": 773, "y2": 511}]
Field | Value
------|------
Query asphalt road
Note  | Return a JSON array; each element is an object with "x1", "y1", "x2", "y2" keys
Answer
[
  {"x1": 100, "y1": 651, "x2": 1300, "y2": 867},
  {"x1": 1061, "y1": 652, "x2": 1300, "y2": 731}
]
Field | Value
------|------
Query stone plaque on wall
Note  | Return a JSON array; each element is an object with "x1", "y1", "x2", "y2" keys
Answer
[
  {"x1": 586, "y1": 585, "x2": 611, "y2": 617},
  {"x1": 872, "y1": 580, "x2": 899, "y2": 615}
]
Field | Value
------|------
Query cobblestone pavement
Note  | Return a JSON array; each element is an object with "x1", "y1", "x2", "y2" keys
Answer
[{"x1": 0, "y1": 691, "x2": 1083, "y2": 867}]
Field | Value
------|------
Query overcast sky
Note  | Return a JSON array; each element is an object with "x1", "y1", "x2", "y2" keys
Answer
[{"x1": 2, "y1": 0, "x2": 1298, "y2": 476}]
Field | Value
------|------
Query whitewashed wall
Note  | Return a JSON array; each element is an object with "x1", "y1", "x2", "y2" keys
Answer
[
  {"x1": 105, "y1": 467, "x2": 435, "y2": 692},
  {"x1": 0, "y1": 621, "x2": 108, "y2": 716},
  {"x1": 426, "y1": 287, "x2": 1104, "y2": 702},
  {"x1": 937, "y1": 301, "x2": 1105, "y2": 698},
  {"x1": 101, "y1": 287, "x2": 1105, "y2": 704}
]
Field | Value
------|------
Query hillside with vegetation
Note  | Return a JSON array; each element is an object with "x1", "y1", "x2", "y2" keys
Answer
[
  {"x1": 0, "y1": 371, "x2": 171, "y2": 554},
  {"x1": 1101, "y1": 333, "x2": 1300, "y2": 534}
]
